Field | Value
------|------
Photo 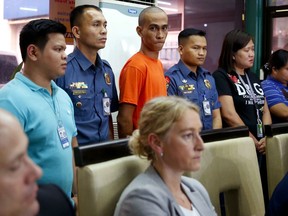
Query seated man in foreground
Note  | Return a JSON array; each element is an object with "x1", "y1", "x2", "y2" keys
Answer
[
  {"x1": 0, "y1": 109, "x2": 42, "y2": 216},
  {"x1": 0, "y1": 109, "x2": 76, "y2": 216}
]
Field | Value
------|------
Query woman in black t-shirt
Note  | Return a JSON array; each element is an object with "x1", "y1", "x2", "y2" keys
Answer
[
  {"x1": 212, "y1": 29, "x2": 272, "y2": 210},
  {"x1": 213, "y1": 29, "x2": 271, "y2": 154}
]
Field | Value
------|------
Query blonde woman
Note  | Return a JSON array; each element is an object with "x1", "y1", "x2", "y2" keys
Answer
[{"x1": 114, "y1": 96, "x2": 216, "y2": 216}]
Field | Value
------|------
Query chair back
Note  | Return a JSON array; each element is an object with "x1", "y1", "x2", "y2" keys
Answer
[
  {"x1": 187, "y1": 136, "x2": 265, "y2": 216},
  {"x1": 74, "y1": 138, "x2": 137, "y2": 216},
  {"x1": 265, "y1": 123, "x2": 288, "y2": 198},
  {"x1": 77, "y1": 155, "x2": 149, "y2": 216},
  {"x1": 75, "y1": 127, "x2": 265, "y2": 216}
]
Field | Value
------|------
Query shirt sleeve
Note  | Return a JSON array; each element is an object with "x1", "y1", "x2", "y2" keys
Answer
[
  {"x1": 210, "y1": 76, "x2": 221, "y2": 110},
  {"x1": 165, "y1": 75, "x2": 182, "y2": 96},
  {"x1": 212, "y1": 70, "x2": 233, "y2": 96},
  {"x1": 119, "y1": 65, "x2": 144, "y2": 105},
  {"x1": 261, "y1": 80, "x2": 286, "y2": 108},
  {"x1": 0, "y1": 93, "x2": 26, "y2": 127}
]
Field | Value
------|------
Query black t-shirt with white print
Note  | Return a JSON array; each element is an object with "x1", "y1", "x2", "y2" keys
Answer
[{"x1": 213, "y1": 68, "x2": 265, "y2": 140}]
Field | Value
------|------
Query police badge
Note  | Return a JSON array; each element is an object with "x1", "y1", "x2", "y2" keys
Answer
[
  {"x1": 204, "y1": 79, "x2": 211, "y2": 89},
  {"x1": 104, "y1": 73, "x2": 111, "y2": 85}
]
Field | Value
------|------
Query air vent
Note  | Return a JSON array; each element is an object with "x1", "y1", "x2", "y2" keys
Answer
[{"x1": 116, "y1": 0, "x2": 156, "y2": 6}]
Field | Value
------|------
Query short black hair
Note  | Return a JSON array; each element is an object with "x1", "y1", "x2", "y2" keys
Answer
[
  {"x1": 70, "y1": 4, "x2": 102, "y2": 28},
  {"x1": 178, "y1": 28, "x2": 206, "y2": 45},
  {"x1": 20, "y1": 19, "x2": 66, "y2": 62},
  {"x1": 263, "y1": 49, "x2": 288, "y2": 75}
]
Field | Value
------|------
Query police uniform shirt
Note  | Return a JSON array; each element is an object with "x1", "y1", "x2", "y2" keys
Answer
[
  {"x1": 56, "y1": 47, "x2": 119, "y2": 145},
  {"x1": 165, "y1": 60, "x2": 221, "y2": 130}
]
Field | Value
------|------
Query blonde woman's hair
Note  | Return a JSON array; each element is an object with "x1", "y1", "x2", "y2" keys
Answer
[{"x1": 129, "y1": 96, "x2": 199, "y2": 161}]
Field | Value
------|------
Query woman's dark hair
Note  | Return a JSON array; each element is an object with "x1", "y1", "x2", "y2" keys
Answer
[
  {"x1": 263, "y1": 49, "x2": 288, "y2": 75},
  {"x1": 218, "y1": 29, "x2": 253, "y2": 74}
]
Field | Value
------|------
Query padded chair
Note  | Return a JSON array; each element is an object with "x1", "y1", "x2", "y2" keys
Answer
[
  {"x1": 74, "y1": 127, "x2": 265, "y2": 216},
  {"x1": 265, "y1": 123, "x2": 288, "y2": 198},
  {"x1": 77, "y1": 155, "x2": 149, "y2": 216},
  {"x1": 186, "y1": 136, "x2": 265, "y2": 216}
]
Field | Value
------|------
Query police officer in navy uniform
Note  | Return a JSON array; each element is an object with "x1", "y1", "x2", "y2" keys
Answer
[
  {"x1": 56, "y1": 5, "x2": 118, "y2": 145},
  {"x1": 165, "y1": 28, "x2": 221, "y2": 130}
]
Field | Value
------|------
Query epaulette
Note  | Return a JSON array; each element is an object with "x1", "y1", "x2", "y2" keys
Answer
[
  {"x1": 66, "y1": 53, "x2": 75, "y2": 63},
  {"x1": 102, "y1": 59, "x2": 112, "y2": 69},
  {"x1": 102, "y1": 59, "x2": 111, "y2": 67}
]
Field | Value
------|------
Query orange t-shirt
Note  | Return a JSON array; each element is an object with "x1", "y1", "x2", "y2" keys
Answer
[{"x1": 119, "y1": 52, "x2": 167, "y2": 129}]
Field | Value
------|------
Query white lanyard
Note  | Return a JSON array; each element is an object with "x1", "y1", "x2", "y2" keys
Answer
[
  {"x1": 237, "y1": 73, "x2": 261, "y2": 122},
  {"x1": 237, "y1": 73, "x2": 257, "y2": 103},
  {"x1": 237, "y1": 72, "x2": 263, "y2": 138},
  {"x1": 38, "y1": 89, "x2": 70, "y2": 148}
]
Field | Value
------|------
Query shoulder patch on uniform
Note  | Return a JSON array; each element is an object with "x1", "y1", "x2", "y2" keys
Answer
[
  {"x1": 104, "y1": 73, "x2": 111, "y2": 85},
  {"x1": 165, "y1": 76, "x2": 170, "y2": 88}
]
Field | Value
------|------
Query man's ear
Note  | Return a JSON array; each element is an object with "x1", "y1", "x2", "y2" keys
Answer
[
  {"x1": 147, "y1": 133, "x2": 163, "y2": 156},
  {"x1": 136, "y1": 26, "x2": 143, "y2": 37},
  {"x1": 72, "y1": 26, "x2": 80, "y2": 39},
  {"x1": 178, "y1": 45, "x2": 183, "y2": 55},
  {"x1": 26, "y1": 44, "x2": 38, "y2": 61}
]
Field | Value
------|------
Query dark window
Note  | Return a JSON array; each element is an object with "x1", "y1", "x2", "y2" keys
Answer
[{"x1": 0, "y1": 54, "x2": 18, "y2": 84}]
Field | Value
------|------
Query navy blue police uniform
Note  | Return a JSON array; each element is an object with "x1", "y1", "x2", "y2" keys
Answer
[
  {"x1": 165, "y1": 60, "x2": 220, "y2": 130},
  {"x1": 56, "y1": 47, "x2": 118, "y2": 145}
]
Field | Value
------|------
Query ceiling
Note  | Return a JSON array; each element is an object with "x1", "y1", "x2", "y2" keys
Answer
[
  {"x1": 3, "y1": 0, "x2": 239, "y2": 20},
  {"x1": 158, "y1": 0, "x2": 238, "y2": 15}
]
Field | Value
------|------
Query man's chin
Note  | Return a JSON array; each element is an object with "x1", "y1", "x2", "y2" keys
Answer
[
  {"x1": 15, "y1": 201, "x2": 39, "y2": 216},
  {"x1": 154, "y1": 45, "x2": 165, "y2": 52},
  {"x1": 56, "y1": 71, "x2": 66, "y2": 79},
  {"x1": 28, "y1": 200, "x2": 40, "y2": 216}
]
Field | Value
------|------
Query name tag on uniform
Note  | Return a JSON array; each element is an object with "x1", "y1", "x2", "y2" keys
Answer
[
  {"x1": 72, "y1": 89, "x2": 87, "y2": 95},
  {"x1": 203, "y1": 100, "x2": 211, "y2": 116},
  {"x1": 103, "y1": 97, "x2": 111, "y2": 116},
  {"x1": 102, "y1": 89, "x2": 111, "y2": 116}
]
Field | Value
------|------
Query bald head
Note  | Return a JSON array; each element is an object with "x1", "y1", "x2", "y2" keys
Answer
[{"x1": 138, "y1": 6, "x2": 167, "y2": 26}]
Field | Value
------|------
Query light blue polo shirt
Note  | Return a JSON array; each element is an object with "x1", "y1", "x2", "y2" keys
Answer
[
  {"x1": 165, "y1": 60, "x2": 221, "y2": 130},
  {"x1": 0, "y1": 73, "x2": 77, "y2": 201},
  {"x1": 56, "y1": 47, "x2": 119, "y2": 146}
]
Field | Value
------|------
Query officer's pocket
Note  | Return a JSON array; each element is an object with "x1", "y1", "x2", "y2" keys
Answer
[{"x1": 73, "y1": 94, "x2": 93, "y2": 117}]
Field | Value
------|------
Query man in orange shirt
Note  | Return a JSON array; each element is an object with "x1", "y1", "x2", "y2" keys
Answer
[{"x1": 117, "y1": 6, "x2": 168, "y2": 138}]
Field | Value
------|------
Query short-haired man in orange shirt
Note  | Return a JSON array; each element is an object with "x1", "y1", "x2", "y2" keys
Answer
[{"x1": 117, "y1": 6, "x2": 169, "y2": 138}]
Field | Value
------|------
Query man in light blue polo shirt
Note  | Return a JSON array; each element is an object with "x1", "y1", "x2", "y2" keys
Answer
[
  {"x1": 56, "y1": 5, "x2": 118, "y2": 146},
  {"x1": 165, "y1": 28, "x2": 222, "y2": 130},
  {"x1": 0, "y1": 19, "x2": 78, "y2": 206}
]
